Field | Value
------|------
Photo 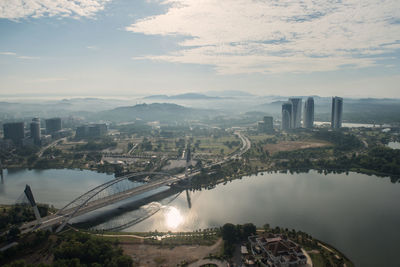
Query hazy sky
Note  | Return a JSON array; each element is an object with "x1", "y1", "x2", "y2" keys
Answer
[{"x1": 0, "y1": 0, "x2": 399, "y2": 98}]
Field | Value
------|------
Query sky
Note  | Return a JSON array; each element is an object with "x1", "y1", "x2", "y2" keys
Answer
[{"x1": 0, "y1": 0, "x2": 399, "y2": 98}]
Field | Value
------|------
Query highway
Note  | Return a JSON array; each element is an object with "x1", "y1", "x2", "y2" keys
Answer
[{"x1": 20, "y1": 131, "x2": 251, "y2": 233}]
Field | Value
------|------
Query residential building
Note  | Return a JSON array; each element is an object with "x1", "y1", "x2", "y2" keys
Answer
[
  {"x1": 258, "y1": 116, "x2": 274, "y2": 133},
  {"x1": 281, "y1": 102, "x2": 292, "y2": 130},
  {"x1": 3, "y1": 122, "x2": 24, "y2": 145},
  {"x1": 76, "y1": 124, "x2": 108, "y2": 138},
  {"x1": 45, "y1": 118, "x2": 62, "y2": 134},
  {"x1": 303, "y1": 97, "x2": 314, "y2": 128},
  {"x1": 331, "y1": 96, "x2": 343, "y2": 128},
  {"x1": 30, "y1": 118, "x2": 41, "y2": 145},
  {"x1": 289, "y1": 98, "x2": 302, "y2": 128}
]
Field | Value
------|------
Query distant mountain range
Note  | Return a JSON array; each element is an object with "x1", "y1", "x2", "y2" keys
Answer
[
  {"x1": 94, "y1": 103, "x2": 216, "y2": 123},
  {"x1": 1, "y1": 95, "x2": 400, "y2": 124},
  {"x1": 205, "y1": 90, "x2": 255, "y2": 97},
  {"x1": 143, "y1": 93, "x2": 222, "y2": 100},
  {"x1": 143, "y1": 90, "x2": 259, "y2": 100}
]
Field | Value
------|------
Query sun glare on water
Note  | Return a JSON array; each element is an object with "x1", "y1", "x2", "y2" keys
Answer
[{"x1": 165, "y1": 206, "x2": 184, "y2": 229}]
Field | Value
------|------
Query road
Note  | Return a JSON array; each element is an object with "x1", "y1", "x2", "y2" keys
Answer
[
  {"x1": 37, "y1": 138, "x2": 67, "y2": 157},
  {"x1": 21, "y1": 131, "x2": 251, "y2": 233}
]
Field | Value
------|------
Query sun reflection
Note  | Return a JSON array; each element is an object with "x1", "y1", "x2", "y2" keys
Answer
[{"x1": 165, "y1": 206, "x2": 183, "y2": 229}]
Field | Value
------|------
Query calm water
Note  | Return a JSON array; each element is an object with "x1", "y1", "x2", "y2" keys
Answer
[
  {"x1": 0, "y1": 169, "x2": 399, "y2": 266},
  {"x1": 314, "y1": 121, "x2": 392, "y2": 128},
  {"x1": 0, "y1": 169, "x2": 114, "y2": 208},
  {"x1": 387, "y1": 141, "x2": 400, "y2": 149}
]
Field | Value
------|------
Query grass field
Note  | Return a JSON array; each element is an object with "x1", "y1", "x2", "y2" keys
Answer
[{"x1": 194, "y1": 136, "x2": 241, "y2": 156}]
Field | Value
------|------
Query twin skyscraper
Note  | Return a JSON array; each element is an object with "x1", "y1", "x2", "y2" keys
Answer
[{"x1": 281, "y1": 96, "x2": 343, "y2": 130}]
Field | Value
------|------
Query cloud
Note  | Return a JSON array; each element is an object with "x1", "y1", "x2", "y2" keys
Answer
[
  {"x1": 0, "y1": 51, "x2": 39, "y2": 60},
  {"x1": 127, "y1": 0, "x2": 400, "y2": 74},
  {"x1": 0, "y1": 51, "x2": 17, "y2": 56},
  {"x1": 29, "y1": 77, "x2": 68, "y2": 83},
  {"x1": 0, "y1": 0, "x2": 111, "y2": 20},
  {"x1": 86, "y1": 45, "x2": 99, "y2": 50},
  {"x1": 16, "y1": 55, "x2": 40, "y2": 60}
]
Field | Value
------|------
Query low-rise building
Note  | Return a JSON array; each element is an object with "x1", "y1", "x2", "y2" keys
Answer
[
  {"x1": 45, "y1": 117, "x2": 62, "y2": 134},
  {"x1": 248, "y1": 233, "x2": 307, "y2": 266},
  {"x1": 76, "y1": 124, "x2": 108, "y2": 138},
  {"x1": 258, "y1": 116, "x2": 274, "y2": 133}
]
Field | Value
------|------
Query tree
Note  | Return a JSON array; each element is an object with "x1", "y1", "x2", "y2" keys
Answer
[
  {"x1": 114, "y1": 255, "x2": 133, "y2": 267},
  {"x1": 243, "y1": 223, "x2": 256, "y2": 238},
  {"x1": 8, "y1": 226, "x2": 20, "y2": 240},
  {"x1": 3, "y1": 260, "x2": 27, "y2": 267},
  {"x1": 221, "y1": 223, "x2": 237, "y2": 244}
]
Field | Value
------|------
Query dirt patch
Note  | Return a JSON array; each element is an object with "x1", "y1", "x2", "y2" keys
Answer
[
  {"x1": 265, "y1": 140, "x2": 331, "y2": 154},
  {"x1": 121, "y1": 238, "x2": 222, "y2": 267}
]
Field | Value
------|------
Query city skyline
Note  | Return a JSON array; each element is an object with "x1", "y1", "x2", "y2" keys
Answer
[{"x1": 0, "y1": 0, "x2": 400, "y2": 98}]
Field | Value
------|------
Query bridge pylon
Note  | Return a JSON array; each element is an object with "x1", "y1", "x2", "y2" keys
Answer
[
  {"x1": 0, "y1": 160, "x2": 3, "y2": 183},
  {"x1": 185, "y1": 189, "x2": 192, "y2": 209},
  {"x1": 24, "y1": 185, "x2": 42, "y2": 225},
  {"x1": 185, "y1": 144, "x2": 192, "y2": 179}
]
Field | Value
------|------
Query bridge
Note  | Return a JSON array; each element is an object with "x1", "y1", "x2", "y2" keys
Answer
[{"x1": 19, "y1": 131, "x2": 250, "y2": 234}]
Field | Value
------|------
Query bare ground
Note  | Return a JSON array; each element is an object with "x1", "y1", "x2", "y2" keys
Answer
[
  {"x1": 264, "y1": 140, "x2": 331, "y2": 154},
  {"x1": 121, "y1": 238, "x2": 223, "y2": 267}
]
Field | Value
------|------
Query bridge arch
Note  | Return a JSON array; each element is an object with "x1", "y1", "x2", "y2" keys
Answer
[{"x1": 55, "y1": 172, "x2": 174, "y2": 232}]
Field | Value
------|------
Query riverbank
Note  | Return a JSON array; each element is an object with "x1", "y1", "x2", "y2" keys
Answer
[{"x1": 77, "y1": 226, "x2": 353, "y2": 267}]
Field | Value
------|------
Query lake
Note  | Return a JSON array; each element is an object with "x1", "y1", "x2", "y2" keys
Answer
[
  {"x1": 0, "y1": 169, "x2": 114, "y2": 208},
  {"x1": 0, "y1": 169, "x2": 399, "y2": 266}
]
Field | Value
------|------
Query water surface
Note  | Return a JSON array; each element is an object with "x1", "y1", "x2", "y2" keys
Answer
[
  {"x1": 1, "y1": 169, "x2": 399, "y2": 266},
  {"x1": 121, "y1": 171, "x2": 400, "y2": 267},
  {"x1": 0, "y1": 169, "x2": 113, "y2": 208}
]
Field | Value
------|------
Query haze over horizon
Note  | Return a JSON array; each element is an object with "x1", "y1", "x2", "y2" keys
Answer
[{"x1": 1, "y1": 0, "x2": 400, "y2": 98}]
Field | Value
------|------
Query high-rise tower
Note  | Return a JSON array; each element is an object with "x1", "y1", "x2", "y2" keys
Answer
[
  {"x1": 281, "y1": 102, "x2": 292, "y2": 130},
  {"x1": 289, "y1": 98, "x2": 302, "y2": 128},
  {"x1": 331, "y1": 97, "x2": 343, "y2": 128},
  {"x1": 303, "y1": 97, "x2": 314, "y2": 128},
  {"x1": 30, "y1": 118, "x2": 41, "y2": 146},
  {"x1": 3, "y1": 122, "x2": 25, "y2": 145}
]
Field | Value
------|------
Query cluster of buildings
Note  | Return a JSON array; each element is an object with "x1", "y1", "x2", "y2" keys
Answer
[
  {"x1": 1, "y1": 117, "x2": 76, "y2": 147},
  {"x1": 281, "y1": 96, "x2": 343, "y2": 130},
  {"x1": 246, "y1": 233, "x2": 307, "y2": 267},
  {"x1": 2, "y1": 117, "x2": 63, "y2": 147},
  {"x1": 1, "y1": 115, "x2": 109, "y2": 147}
]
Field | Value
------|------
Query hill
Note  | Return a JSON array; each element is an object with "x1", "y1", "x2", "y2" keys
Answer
[
  {"x1": 95, "y1": 103, "x2": 214, "y2": 123},
  {"x1": 143, "y1": 93, "x2": 220, "y2": 100}
]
